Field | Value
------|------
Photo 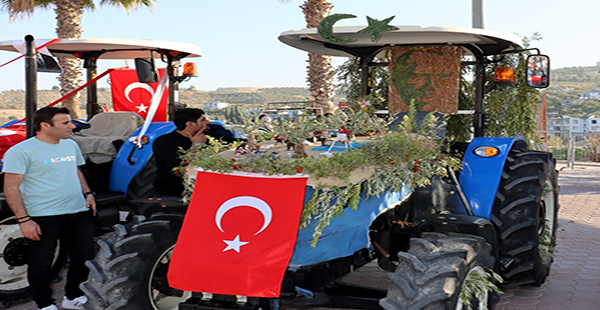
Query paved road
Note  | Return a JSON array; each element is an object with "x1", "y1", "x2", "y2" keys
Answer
[{"x1": 5, "y1": 163, "x2": 600, "y2": 309}]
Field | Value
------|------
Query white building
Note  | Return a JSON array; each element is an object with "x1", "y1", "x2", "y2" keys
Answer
[
  {"x1": 585, "y1": 116, "x2": 600, "y2": 132},
  {"x1": 548, "y1": 115, "x2": 600, "y2": 133},
  {"x1": 579, "y1": 91, "x2": 600, "y2": 101},
  {"x1": 203, "y1": 102, "x2": 229, "y2": 110}
]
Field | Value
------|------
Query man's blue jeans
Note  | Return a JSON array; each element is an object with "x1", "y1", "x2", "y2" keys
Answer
[{"x1": 28, "y1": 210, "x2": 95, "y2": 308}]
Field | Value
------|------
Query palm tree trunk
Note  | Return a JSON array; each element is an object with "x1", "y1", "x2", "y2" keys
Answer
[
  {"x1": 301, "y1": 0, "x2": 335, "y2": 114},
  {"x1": 54, "y1": 0, "x2": 84, "y2": 119}
]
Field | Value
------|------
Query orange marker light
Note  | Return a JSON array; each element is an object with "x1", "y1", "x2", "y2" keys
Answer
[
  {"x1": 474, "y1": 146, "x2": 500, "y2": 157},
  {"x1": 494, "y1": 67, "x2": 515, "y2": 83},
  {"x1": 183, "y1": 62, "x2": 198, "y2": 77}
]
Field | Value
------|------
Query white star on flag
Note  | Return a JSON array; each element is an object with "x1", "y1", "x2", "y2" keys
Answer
[
  {"x1": 222, "y1": 235, "x2": 249, "y2": 253},
  {"x1": 136, "y1": 103, "x2": 148, "y2": 113}
]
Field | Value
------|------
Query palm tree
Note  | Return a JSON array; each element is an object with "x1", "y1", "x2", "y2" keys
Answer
[
  {"x1": 283, "y1": 0, "x2": 336, "y2": 113},
  {"x1": 1, "y1": 0, "x2": 155, "y2": 118}
]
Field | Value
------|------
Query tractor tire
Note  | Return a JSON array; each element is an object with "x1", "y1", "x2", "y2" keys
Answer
[
  {"x1": 491, "y1": 150, "x2": 558, "y2": 286},
  {"x1": 127, "y1": 156, "x2": 158, "y2": 201},
  {"x1": 81, "y1": 213, "x2": 190, "y2": 310},
  {"x1": 380, "y1": 232, "x2": 497, "y2": 310},
  {"x1": 0, "y1": 214, "x2": 66, "y2": 306}
]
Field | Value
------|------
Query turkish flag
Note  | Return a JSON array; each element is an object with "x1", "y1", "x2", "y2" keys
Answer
[
  {"x1": 109, "y1": 68, "x2": 168, "y2": 121},
  {"x1": 168, "y1": 171, "x2": 308, "y2": 297},
  {"x1": 0, "y1": 123, "x2": 26, "y2": 160}
]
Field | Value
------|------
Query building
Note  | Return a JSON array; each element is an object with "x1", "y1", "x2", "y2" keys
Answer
[
  {"x1": 580, "y1": 91, "x2": 600, "y2": 101},
  {"x1": 548, "y1": 115, "x2": 600, "y2": 133},
  {"x1": 203, "y1": 102, "x2": 229, "y2": 110}
]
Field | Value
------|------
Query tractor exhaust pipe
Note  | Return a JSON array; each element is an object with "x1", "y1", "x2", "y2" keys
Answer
[{"x1": 24, "y1": 35, "x2": 37, "y2": 138}]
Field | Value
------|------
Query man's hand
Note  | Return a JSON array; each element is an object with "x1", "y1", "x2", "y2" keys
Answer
[
  {"x1": 20, "y1": 220, "x2": 42, "y2": 241},
  {"x1": 185, "y1": 130, "x2": 208, "y2": 144},
  {"x1": 86, "y1": 195, "x2": 97, "y2": 216}
]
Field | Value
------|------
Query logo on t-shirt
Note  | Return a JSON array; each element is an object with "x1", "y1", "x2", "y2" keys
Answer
[{"x1": 44, "y1": 155, "x2": 77, "y2": 164}]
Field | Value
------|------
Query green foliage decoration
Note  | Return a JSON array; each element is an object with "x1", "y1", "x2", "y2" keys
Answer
[
  {"x1": 178, "y1": 109, "x2": 461, "y2": 246},
  {"x1": 484, "y1": 34, "x2": 542, "y2": 144},
  {"x1": 459, "y1": 268, "x2": 503, "y2": 310},
  {"x1": 317, "y1": 14, "x2": 357, "y2": 43},
  {"x1": 334, "y1": 56, "x2": 390, "y2": 111},
  {"x1": 357, "y1": 16, "x2": 399, "y2": 42}
]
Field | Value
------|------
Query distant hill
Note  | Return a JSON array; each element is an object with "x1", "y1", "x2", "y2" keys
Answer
[
  {"x1": 1, "y1": 66, "x2": 599, "y2": 119},
  {"x1": 551, "y1": 66, "x2": 600, "y2": 83},
  {"x1": 0, "y1": 87, "x2": 313, "y2": 109}
]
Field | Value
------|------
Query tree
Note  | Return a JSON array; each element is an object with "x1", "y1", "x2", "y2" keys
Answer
[
  {"x1": 1, "y1": 0, "x2": 155, "y2": 118},
  {"x1": 281, "y1": 0, "x2": 335, "y2": 113}
]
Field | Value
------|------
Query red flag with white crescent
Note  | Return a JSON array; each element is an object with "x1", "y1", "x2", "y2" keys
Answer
[
  {"x1": 167, "y1": 171, "x2": 308, "y2": 297},
  {"x1": 109, "y1": 68, "x2": 168, "y2": 121}
]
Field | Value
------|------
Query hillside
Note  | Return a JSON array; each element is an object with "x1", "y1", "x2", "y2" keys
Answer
[
  {"x1": 1, "y1": 65, "x2": 599, "y2": 121},
  {"x1": 546, "y1": 66, "x2": 600, "y2": 117},
  {"x1": 0, "y1": 87, "x2": 311, "y2": 109}
]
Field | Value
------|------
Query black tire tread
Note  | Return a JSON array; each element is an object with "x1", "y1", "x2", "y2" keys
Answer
[
  {"x1": 81, "y1": 213, "x2": 185, "y2": 310},
  {"x1": 380, "y1": 233, "x2": 495, "y2": 310},
  {"x1": 492, "y1": 149, "x2": 559, "y2": 285}
]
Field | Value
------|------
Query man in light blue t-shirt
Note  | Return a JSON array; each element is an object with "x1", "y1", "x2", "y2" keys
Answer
[{"x1": 3, "y1": 107, "x2": 96, "y2": 310}]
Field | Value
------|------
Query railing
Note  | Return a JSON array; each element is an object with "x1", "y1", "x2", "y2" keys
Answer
[{"x1": 535, "y1": 130, "x2": 600, "y2": 168}]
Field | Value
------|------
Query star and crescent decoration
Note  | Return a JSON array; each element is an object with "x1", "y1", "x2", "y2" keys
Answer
[
  {"x1": 358, "y1": 16, "x2": 400, "y2": 42},
  {"x1": 317, "y1": 14, "x2": 399, "y2": 43},
  {"x1": 216, "y1": 196, "x2": 272, "y2": 254}
]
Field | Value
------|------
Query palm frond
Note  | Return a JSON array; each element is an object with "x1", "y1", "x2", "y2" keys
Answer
[{"x1": 99, "y1": 0, "x2": 155, "y2": 12}]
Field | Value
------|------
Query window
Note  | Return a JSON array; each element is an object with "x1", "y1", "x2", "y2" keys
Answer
[{"x1": 592, "y1": 120, "x2": 598, "y2": 124}]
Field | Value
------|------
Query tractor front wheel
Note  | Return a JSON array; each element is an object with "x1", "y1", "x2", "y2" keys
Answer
[
  {"x1": 0, "y1": 215, "x2": 66, "y2": 307},
  {"x1": 380, "y1": 232, "x2": 498, "y2": 310},
  {"x1": 81, "y1": 213, "x2": 190, "y2": 310},
  {"x1": 491, "y1": 150, "x2": 559, "y2": 285}
]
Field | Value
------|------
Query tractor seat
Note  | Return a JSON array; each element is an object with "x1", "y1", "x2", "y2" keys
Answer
[{"x1": 72, "y1": 112, "x2": 144, "y2": 164}]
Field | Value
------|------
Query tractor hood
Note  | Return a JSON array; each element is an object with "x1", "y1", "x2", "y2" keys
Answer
[{"x1": 278, "y1": 25, "x2": 523, "y2": 57}]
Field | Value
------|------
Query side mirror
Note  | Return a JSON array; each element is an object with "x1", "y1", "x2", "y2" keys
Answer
[
  {"x1": 134, "y1": 57, "x2": 159, "y2": 83},
  {"x1": 526, "y1": 55, "x2": 550, "y2": 88}
]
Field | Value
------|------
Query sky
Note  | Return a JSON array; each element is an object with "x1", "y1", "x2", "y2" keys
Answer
[{"x1": 0, "y1": 0, "x2": 598, "y2": 92}]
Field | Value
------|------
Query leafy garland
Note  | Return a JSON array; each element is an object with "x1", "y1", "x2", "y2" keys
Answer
[{"x1": 178, "y1": 108, "x2": 461, "y2": 246}]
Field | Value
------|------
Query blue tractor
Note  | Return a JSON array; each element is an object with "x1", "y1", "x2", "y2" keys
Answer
[
  {"x1": 75, "y1": 26, "x2": 558, "y2": 310},
  {"x1": 0, "y1": 23, "x2": 557, "y2": 310}
]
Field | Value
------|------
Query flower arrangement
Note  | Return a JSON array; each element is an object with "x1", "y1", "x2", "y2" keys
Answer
[{"x1": 178, "y1": 107, "x2": 461, "y2": 245}]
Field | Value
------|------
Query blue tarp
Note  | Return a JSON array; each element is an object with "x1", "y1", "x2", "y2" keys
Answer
[{"x1": 289, "y1": 185, "x2": 412, "y2": 267}]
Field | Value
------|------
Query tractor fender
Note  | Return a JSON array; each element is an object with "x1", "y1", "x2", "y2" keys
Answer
[
  {"x1": 108, "y1": 122, "x2": 176, "y2": 195},
  {"x1": 413, "y1": 213, "x2": 499, "y2": 259},
  {"x1": 458, "y1": 137, "x2": 527, "y2": 220}
]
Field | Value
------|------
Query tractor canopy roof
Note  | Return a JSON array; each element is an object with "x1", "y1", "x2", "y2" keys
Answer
[
  {"x1": 278, "y1": 25, "x2": 523, "y2": 57},
  {"x1": 0, "y1": 38, "x2": 202, "y2": 60}
]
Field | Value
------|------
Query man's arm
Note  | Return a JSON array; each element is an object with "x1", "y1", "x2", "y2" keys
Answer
[
  {"x1": 77, "y1": 168, "x2": 96, "y2": 216},
  {"x1": 153, "y1": 137, "x2": 186, "y2": 169},
  {"x1": 4, "y1": 172, "x2": 42, "y2": 241}
]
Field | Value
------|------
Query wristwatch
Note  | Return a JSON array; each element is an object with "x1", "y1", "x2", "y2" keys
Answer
[{"x1": 84, "y1": 191, "x2": 96, "y2": 197}]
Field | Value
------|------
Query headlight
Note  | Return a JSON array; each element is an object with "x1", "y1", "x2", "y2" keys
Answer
[{"x1": 474, "y1": 146, "x2": 500, "y2": 157}]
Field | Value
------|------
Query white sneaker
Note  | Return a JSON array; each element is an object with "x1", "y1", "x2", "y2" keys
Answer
[
  {"x1": 38, "y1": 305, "x2": 59, "y2": 310},
  {"x1": 61, "y1": 295, "x2": 88, "y2": 309}
]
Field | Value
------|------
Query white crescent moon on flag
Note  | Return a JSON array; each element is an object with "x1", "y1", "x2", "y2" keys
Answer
[
  {"x1": 124, "y1": 82, "x2": 155, "y2": 103},
  {"x1": 215, "y1": 196, "x2": 273, "y2": 235},
  {"x1": 0, "y1": 129, "x2": 17, "y2": 136}
]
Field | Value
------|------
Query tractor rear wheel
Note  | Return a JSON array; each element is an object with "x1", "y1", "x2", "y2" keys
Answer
[
  {"x1": 491, "y1": 150, "x2": 558, "y2": 285},
  {"x1": 81, "y1": 213, "x2": 190, "y2": 310},
  {"x1": 380, "y1": 232, "x2": 497, "y2": 310},
  {"x1": 127, "y1": 156, "x2": 158, "y2": 200},
  {"x1": 0, "y1": 215, "x2": 66, "y2": 307}
]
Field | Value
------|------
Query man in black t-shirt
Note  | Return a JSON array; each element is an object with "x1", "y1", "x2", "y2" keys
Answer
[{"x1": 153, "y1": 108, "x2": 210, "y2": 196}]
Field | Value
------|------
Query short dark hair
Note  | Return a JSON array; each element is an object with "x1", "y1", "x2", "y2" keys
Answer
[
  {"x1": 173, "y1": 108, "x2": 205, "y2": 130},
  {"x1": 34, "y1": 107, "x2": 71, "y2": 131}
]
